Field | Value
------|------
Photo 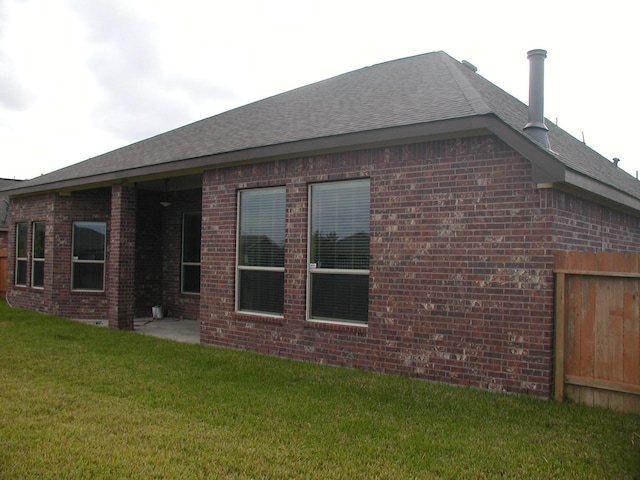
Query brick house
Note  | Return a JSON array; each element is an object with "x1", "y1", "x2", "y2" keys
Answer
[
  {"x1": 1, "y1": 178, "x2": 22, "y2": 299},
  {"x1": 0, "y1": 179, "x2": 22, "y2": 251},
  {"x1": 4, "y1": 50, "x2": 640, "y2": 397}
]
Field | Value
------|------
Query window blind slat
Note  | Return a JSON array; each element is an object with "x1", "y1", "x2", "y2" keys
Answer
[
  {"x1": 239, "y1": 188, "x2": 285, "y2": 268},
  {"x1": 310, "y1": 180, "x2": 370, "y2": 270}
]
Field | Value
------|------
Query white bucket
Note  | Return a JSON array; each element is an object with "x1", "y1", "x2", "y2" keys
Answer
[{"x1": 152, "y1": 306, "x2": 163, "y2": 319}]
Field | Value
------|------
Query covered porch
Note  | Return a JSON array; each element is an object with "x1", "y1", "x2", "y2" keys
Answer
[{"x1": 107, "y1": 173, "x2": 203, "y2": 330}]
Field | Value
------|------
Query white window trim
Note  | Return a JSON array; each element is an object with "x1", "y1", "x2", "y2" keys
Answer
[
  {"x1": 181, "y1": 211, "x2": 202, "y2": 295},
  {"x1": 31, "y1": 221, "x2": 45, "y2": 289},
  {"x1": 235, "y1": 187, "x2": 285, "y2": 317},
  {"x1": 71, "y1": 221, "x2": 106, "y2": 292},
  {"x1": 306, "y1": 179, "x2": 370, "y2": 325},
  {"x1": 15, "y1": 222, "x2": 28, "y2": 286}
]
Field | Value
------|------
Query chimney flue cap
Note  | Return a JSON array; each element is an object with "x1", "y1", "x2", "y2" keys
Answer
[{"x1": 527, "y1": 49, "x2": 548, "y2": 59}]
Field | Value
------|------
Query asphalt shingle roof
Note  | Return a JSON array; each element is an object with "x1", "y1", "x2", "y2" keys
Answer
[{"x1": 7, "y1": 51, "x2": 640, "y2": 203}]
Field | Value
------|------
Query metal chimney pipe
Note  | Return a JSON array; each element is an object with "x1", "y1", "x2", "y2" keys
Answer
[{"x1": 523, "y1": 49, "x2": 550, "y2": 149}]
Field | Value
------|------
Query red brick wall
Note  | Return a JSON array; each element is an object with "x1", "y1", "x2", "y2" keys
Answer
[
  {"x1": 7, "y1": 189, "x2": 111, "y2": 317},
  {"x1": 7, "y1": 133, "x2": 640, "y2": 398},
  {"x1": 107, "y1": 184, "x2": 137, "y2": 329},
  {"x1": 53, "y1": 189, "x2": 111, "y2": 319},
  {"x1": 6, "y1": 192, "x2": 57, "y2": 314},
  {"x1": 199, "y1": 136, "x2": 559, "y2": 396},
  {"x1": 134, "y1": 190, "x2": 164, "y2": 317},
  {"x1": 551, "y1": 190, "x2": 640, "y2": 250},
  {"x1": 160, "y1": 188, "x2": 202, "y2": 320},
  {"x1": 130, "y1": 188, "x2": 202, "y2": 320},
  {"x1": 7, "y1": 186, "x2": 202, "y2": 322}
]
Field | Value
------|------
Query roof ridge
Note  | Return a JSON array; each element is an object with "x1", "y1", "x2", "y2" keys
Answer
[{"x1": 440, "y1": 53, "x2": 492, "y2": 115}]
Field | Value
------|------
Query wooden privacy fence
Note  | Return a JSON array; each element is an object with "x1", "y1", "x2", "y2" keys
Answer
[
  {"x1": 554, "y1": 251, "x2": 640, "y2": 413},
  {"x1": 0, "y1": 248, "x2": 7, "y2": 299}
]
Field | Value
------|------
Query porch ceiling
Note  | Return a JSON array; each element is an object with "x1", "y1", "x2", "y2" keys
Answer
[{"x1": 132, "y1": 173, "x2": 203, "y2": 192}]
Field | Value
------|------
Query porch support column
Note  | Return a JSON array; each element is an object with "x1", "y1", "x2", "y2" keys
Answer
[{"x1": 108, "y1": 183, "x2": 137, "y2": 330}]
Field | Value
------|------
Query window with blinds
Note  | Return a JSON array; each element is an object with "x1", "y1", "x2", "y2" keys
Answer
[
  {"x1": 309, "y1": 179, "x2": 370, "y2": 324},
  {"x1": 15, "y1": 222, "x2": 27, "y2": 286},
  {"x1": 182, "y1": 212, "x2": 202, "y2": 294},
  {"x1": 237, "y1": 187, "x2": 285, "y2": 315},
  {"x1": 72, "y1": 221, "x2": 106, "y2": 291},
  {"x1": 32, "y1": 222, "x2": 45, "y2": 288}
]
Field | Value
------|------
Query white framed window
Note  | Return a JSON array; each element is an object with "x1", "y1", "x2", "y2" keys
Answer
[
  {"x1": 31, "y1": 222, "x2": 45, "y2": 288},
  {"x1": 308, "y1": 179, "x2": 370, "y2": 324},
  {"x1": 15, "y1": 222, "x2": 28, "y2": 286},
  {"x1": 182, "y1": 212, "x2": 201, "y2": 294},
  {"x1": 237, "y1": 187, "x2": 285, "y2": 315},
  {"x1": 72, "y1": 221, "x2": 106, "y2": 291}
]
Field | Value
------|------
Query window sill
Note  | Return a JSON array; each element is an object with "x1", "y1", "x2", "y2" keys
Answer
[
  {"x1": 13, "y1": 285, "x2": 44, "y2": 292},
  {"x1": 305, "y1": 320, "x2": 368, "y2": 335},
  {"x1": 234, "y1": 312, "x2": 285, "y2": 326}
]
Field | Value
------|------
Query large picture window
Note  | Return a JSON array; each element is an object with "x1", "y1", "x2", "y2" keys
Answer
[
  {"x1": 32, "y1": 222, "x2": 45, "y2": 288},
  {"x1": 237, "y1": 187, "x2": 285, "y2": 315},
  {"x1": 309, "y1": 179, "x2": 370, "y2": 324},
  {"x1": 15, "y1": 222, "x2": 27, "y2": 286},
  {"x1": 72, "y1": 222, "x2": 106, "y2": 291},
  {"x1": 182, "y1": 212, "x2": 201, "y2": 294}
]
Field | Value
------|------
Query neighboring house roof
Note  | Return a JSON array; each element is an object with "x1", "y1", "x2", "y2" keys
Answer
[
  {"x1": 0, "y1": 178, "x2": 22, "y2": 230},
  {"x1": 5, "y1": 51, "x2": 640, "y2": 211}
]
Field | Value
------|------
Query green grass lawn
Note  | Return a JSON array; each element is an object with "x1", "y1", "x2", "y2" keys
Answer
[{"x1": 1, "y1": 301, "x2": 638, "y2": 479}]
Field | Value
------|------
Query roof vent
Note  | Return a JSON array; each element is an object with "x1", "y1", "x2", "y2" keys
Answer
[
  {"x1": 462, "y1": 60, "x2": 477, "y2": 72},
  {"x1": 523, "y1": 49, "x2": 550, "y2": 149}
]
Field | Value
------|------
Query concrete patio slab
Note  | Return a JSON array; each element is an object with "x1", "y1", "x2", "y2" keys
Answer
[
  {"x1": 134, "y1": 317, "x2": 200, "y2": 344},
  {"x1": 72, "y1": 317, "x2": 200, "y2": 344}
]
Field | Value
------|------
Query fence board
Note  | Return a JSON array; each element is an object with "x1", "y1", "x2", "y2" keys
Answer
[
  {"x1": 554, "y1": 251, "x2": 640, "y2": 413},
  {"x1": 553, "y1": 272, "x2": 566, "y2": 401},
  {"x1": 623, "y1": 289, "x2": 640, "y2": 386},
  {"x1": 582, "y1": 278, "x2": 597, "y2": 406}
]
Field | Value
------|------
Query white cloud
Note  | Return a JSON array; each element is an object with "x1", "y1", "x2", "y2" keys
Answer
[
  {"x1": 0, "y1": 65, "x2": 32, "y2": 111},
  {"x1": 0, "y1": 0, "x2": 638, "y2": 180},
  {"x1": 69, "y1": 0, "x2": 251, "y2": 141},
  {"x1": 0, "y1": 0, "x2": 33, "y2": 110}
]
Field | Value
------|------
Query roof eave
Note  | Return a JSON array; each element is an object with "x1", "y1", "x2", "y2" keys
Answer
[
  {"x1": 555, "y1": 169, "x2": 640, "y2": 215},
  {"x1": 480, "y1": 115, "x2": 567, "y2": 183},
  {"x1": 8, "y1": 114, "x2": 640, "y2": 216},
  {"x1": 483, "y1": 116, "x2": 640, "y2": 214},
  {"x1": 7, "y1": 116, "x2": 495, "y2": 198}
]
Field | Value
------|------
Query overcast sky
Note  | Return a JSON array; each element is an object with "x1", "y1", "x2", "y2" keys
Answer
[{"x1": 1, "y1": 0, "x2": 638, "y2": 181}]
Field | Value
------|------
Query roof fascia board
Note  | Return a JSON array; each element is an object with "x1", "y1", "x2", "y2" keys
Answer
[
  {"x1": 479, "y1": 115, "x2": 567, "y2": 183},
  {"x1": 7, "y1": 116, "x2": 494, "y2": 197},
  {"x1": 8, "y1": 114, "x2": 640, "y2": 216},
  {"x1": 562, "y1": 169, "x2": 640, "y2": 213},
  {"x1": 482, "y1": 116, "x2": 640, "y2": 213}
]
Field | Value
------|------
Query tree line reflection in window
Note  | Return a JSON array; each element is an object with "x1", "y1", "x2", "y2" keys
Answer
[{"x1": 72, "y1": 222, "x2": 106, "y2": 291}]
